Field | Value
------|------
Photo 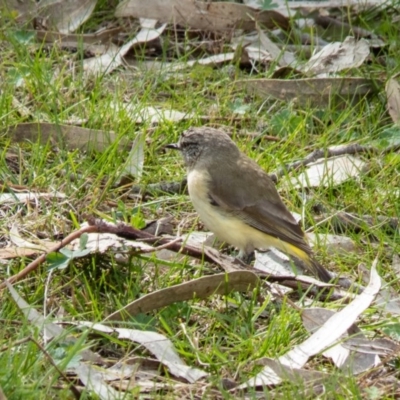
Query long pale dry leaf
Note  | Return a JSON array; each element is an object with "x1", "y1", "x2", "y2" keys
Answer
[
  {"x1": 8, "y1": 225, "x2": 56, "y2": 252},
  {"x1": 302, "y1": 308, "x2": 379, "y2": 375},
  {"x1": 0, "y1": 191, "x2": 66, "y2": 205},
  {"x1": 256, "y1": 24, "x2": 296, "y2": 67},
  {"x1": 83, "y1": 20, "x2": 166, "y2": 76},
  {"x1": 6, "y1": 122, "x2": 129, "y2": 151},
  {"x1": 115, "y1": 329, "x2": 208, "y2": 383},
  {"x1": 281, "y1": 261, "x2": 380, "y2": 367},
  {"x1": 169, "y1": 53, "x2": 236, "y2": 71},
  {"x1": 116, "y1": 0, "x2": 289, "y2": 31},
  {"x1": 123, "y1": 132, "x2": 145, "y2": 180},
  {"x1": 106, "y1": 271, "x2": 259, "y2": 321},
  {"x1": 239, "y1": 77, "x2": 379, "y2": 107},
  {"x1": 111, "y1": 103, "x2": 194, "y2": 123},
  {"x1": 69, "y1": 231, "x2": 155, "y2": 254},
  {"x1": 241, "y1": 260, "x2": 381, "y2": 387},
  {"x1": 39, "y1": 0, "x2": 97, "y2": 33},
  {"x1": 5, "y1": 281, "x2": 103, "y2": 363},
  {"x1": 6, "y1": 281, "x2": 65, "y2": 338},
  {"x1": 75, "y1": 364, "x2": 121, "y2": 400},
  {"x1": 386, "y1": 78, "x2": 400, "y2": 125},
  {"x1": 72, "y1": 321, "x2": 208, "y2": 383},
  {"x1": 244, "y1": 0, "x2": 385, "y2": 14},
  {"x1": 306, "y1": 233, "x2": 358, "y2": 255}
]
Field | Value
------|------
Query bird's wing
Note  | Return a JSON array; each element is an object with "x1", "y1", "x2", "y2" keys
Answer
[{"x1": 208, "y1": 157, "x2": 311, "y2": 254}]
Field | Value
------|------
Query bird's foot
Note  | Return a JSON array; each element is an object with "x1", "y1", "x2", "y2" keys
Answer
[{"x1": 236, "y1": 250, "x2": 255, "y2": 266}]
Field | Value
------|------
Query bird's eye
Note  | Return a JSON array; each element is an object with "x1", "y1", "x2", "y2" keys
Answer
[{"x1": 180, "y1": 139, "x2": 196, "y2": 149}]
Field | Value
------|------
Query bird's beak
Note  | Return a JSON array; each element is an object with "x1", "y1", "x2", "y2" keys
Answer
[{"x1": 165, "y1": 143, "x2": 181, "y2": 151}]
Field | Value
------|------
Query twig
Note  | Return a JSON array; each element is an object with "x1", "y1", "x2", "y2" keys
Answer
[
  {"x1": 90, "y1": 219, "x2": 350, "y2": 301},
  {"x1": 0, "y1": 225, "x2": 98, "y2": 289},
  {"x1": 0, "y1": 336, "x2": 31, "y2": 353},
  {"x1": 138, "y1": 236, "x2": 183, "y2": 253},
  {"x1": 90, "y1": 217, "x2": 242, "y2": 272},
  {"x1": 1, "y1": 216, "x2": 352, "y2": 301}
]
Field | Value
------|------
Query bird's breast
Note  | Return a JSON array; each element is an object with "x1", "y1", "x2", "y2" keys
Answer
[
  {"x1": 187, "y1": 168, "x2": 258, "y2": 252},
  {"x1": 187, "y1": 168, "x2": 213, "y2": 219}
]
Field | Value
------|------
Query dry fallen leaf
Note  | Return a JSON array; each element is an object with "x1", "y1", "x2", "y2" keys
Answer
[
  {"x1": 75, "y1": 364, "x2": 121, "y2": 400},
  {"x1": 303, "y1": 37, "x2": 370, "y2": 76},
  {"x1": 253, "y1": 248, "x2": 296, "y2": 277},
  {"x1": 288, "y1": 155, "x2": 367, "y2": 189},
  {"x1": 256, "y1": 24, "x2": 296, "y2": 67},
  {"x1": 0, "y1": 191, "x2": 66, "y2": 205},
  {"x1": 241, "y1": 77, "x2": 379, "y2": 107},
  {"x1": 8, "y1": 225, "x2": 55, "y2": 251},
  {"x1": 257, "y1": 357, "x2": 328, "y2": 386},
  {"x1": 115, "y1": 328, "x2": 208, "y2": 383},
  {"x1": 386, "y1": 78, "x2": 400, "y2": 125},
  {"x1": 38, "y1": 0, "x2": 97, "y2": 33},
  {"x1": 74, "y1": 321, "x2": 208, "y2": 383},
  {"x1": 111, "y1": 102, "x2": 194, "y2": 123},
  {"x1": 241, "y1": 261, "x2": 381, "y2": 387},
  {"x1": 6, "y1": 282, "x2": 102, "y2": 363},
  {"x1": 306, "y1": 233, "x2": 358, "y2": 255},
  {"x1": 106, "y1": 271, "x2": 259, "y2": 320},
  {"x1": 6, "y1": 122, "x2": 129, "y2": 152},
  {"x1": 83, "y1": 19, "x2": 167, "y2": 76},
  {"x1": 69, "y1": 231, "x2": 155, "y2": 254},
  {"x1": 243, "y1": 0, "x2": 385, "y2": 17},
  {"x1": 169, "y1": 53, "x2": 236, "y2": 71},
  {"x1": 302, "y1": 308, "x2": 380, "y2": 375},
  {"x1": 122, "y1": 132, "x2": 145, "y2": 180},
  {"x1": 116, "y1": 0, "x2": 289, "y2": 31}
]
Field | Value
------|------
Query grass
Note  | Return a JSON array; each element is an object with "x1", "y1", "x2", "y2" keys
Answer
[{"x1": 0, "y1": 2, "x2": 400, "y2": 399}]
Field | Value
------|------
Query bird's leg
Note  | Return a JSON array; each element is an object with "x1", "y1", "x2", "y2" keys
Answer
[{"x1": 237, "y1": 250, "x2": 255, "y2": 265}]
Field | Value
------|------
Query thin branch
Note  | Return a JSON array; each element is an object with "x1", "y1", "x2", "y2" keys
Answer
[
  {"x1": 90, "y1": 219, "x2": 349, "y2": 301},
  {"x1": 0, "y1": 225, "x2": 98, "y2": 289},
  {"x1": 0, "y1": 337, "x2": 31, "y2": 353}
]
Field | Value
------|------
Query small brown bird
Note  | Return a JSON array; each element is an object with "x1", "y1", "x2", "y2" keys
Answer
[{"x1": 167, "y1": 127, "x2": 331, "y2": 282}]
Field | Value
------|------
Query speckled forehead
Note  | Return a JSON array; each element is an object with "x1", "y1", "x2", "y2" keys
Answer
[
  {"x1": 180, "y1": 131, "x2": 206, "y2": 145},
  {"x1": 180, "y1": 130, "x2": 228, "y2": 146}
]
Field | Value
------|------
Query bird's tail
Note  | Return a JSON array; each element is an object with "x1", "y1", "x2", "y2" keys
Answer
[
  {"x1": 304, "y1": 257, "x2": 332, "y2": 283},
  {"x1": 281, "y1": 242, "x2": 332, "y2": 282}
]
